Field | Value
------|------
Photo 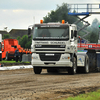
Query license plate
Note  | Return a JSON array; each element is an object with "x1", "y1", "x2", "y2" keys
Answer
[{"x1": 45, "y1": 54, "x2": 54, "y2": 56}]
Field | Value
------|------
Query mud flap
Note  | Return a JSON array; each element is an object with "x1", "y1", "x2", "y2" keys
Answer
[{"x1": 22, "y1": 54, "x2": 32, "y2": 62}]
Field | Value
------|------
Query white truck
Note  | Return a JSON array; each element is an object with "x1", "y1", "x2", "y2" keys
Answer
[{"x1": 28, "y1": 20, "x2": 89, "y2": 74}]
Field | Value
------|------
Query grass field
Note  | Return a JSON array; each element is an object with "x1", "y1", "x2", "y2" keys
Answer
[
  {"x1": 0, "y1": 60, "x2": 30, "y2": 63},
  {"x1": 63, "y1": 89, "x2": 100, "y2": 100},
  {"x1": 0, "y1": 60, "x2": 16, "y2": 63}
]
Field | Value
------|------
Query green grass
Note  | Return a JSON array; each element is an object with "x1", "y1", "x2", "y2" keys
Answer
[
  {"x1": 0, "y1": 60, "x2": 16, "y2": 63},
  {"x1": 63, "y1": 89, "x2": 100, "y2": 100},
  {"x1": 0, "y1": 60, "x2": 30, "y2": 63}
]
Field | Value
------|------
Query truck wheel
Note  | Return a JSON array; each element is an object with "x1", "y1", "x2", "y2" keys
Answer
[
  {"x1": 33, "y1": 67, "x2": 42, "y2": 74},
  {"x1": 68, "y1": 57, "x2": 77, "y2": 75},
  {"x1": 0, "y1": 53, "x2": 2, "y2": 61},
  {"x1": 83, "y1": 55, "x2": 89, "y2": 73},
  {"x1": 87, "y1": 51, "x2": 96, "y2": 72},
  {"x1": 6, "y1": 52, "x2": 9, "y2": 60}
]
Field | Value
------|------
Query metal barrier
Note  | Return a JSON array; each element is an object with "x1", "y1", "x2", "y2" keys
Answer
[{"x1": 22, "y1": 54, "x2": 32, "y2": 62}]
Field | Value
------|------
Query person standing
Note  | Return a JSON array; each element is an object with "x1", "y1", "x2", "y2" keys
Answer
[
  {"x1": 29, "y1": 49, "x2": 32, "y2": 54},
  {"x1": 23, "y1": 48, "x2": 26, "y2": 54},
  {"x1": 15, "y1": 48, "x2": 19, "y2": 62},
  {"x1": 19, "y1": 48, "x2": 23, "y2": 62}
]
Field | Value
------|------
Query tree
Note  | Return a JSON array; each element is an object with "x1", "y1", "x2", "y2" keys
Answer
[
  {"x1": 43, "y1": 3, "x2": 78, "y2": 24},
  {"x1": 17, "y1": 36, "x2": 21, "y2": 45},
  {"x1": 20, "y1": 35, "x2": 28, "y2": 48},
  {"x1": 91, "y1": 18, "x2": 100, "y2": 29},
  {"x1": 25, "y1": 41, "x2": 32, "y2": 49},
  {"x1": 86, "y1": 18, "x2": 100, "y2": 42},
  {"x1": 3, "y1": 34, "x2": 11, "y2": 39},
  {"x1": 18, "y1": 35, "x2": 32, "y2": 49},
  {"x1": 90, "y1": 31, "x2": 98, "y2": 43}
]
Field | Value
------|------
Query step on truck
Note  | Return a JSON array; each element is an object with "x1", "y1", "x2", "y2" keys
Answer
[{"x1": 28, "y1": 20, "x2": 89, "y2": 74}]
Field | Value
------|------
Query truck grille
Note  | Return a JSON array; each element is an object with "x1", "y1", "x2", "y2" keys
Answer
[
  {"x1": 36, "y1": 49, "x2": 64, "y2": 51},
  {"x1": 35, "y1": 45, "x2": 65, "y2": 52},
  {"x1": 39, "y1": 53, "x2": 61, "y2": 61},
  {"x1": 35, "y1": 45, "x2": 66, "y2": 48}
]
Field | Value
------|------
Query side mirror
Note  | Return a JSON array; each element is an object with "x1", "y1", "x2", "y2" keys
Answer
[
  {"x1": 71, "y1": 30, "x2": 73, "y2": 39},
  {"x1": 74, "y1": 30, "x2": 77, "y2": 37},
  {"x1": 28, "y1": 28, "x2": 31, "y2": 36},
  {"x1": 28, "y1": 28, "x2": 31, "y2": 38}
]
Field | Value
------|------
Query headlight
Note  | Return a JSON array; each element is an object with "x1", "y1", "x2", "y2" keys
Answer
[
  {"x1": 62, "y1": 56, "x2": 70, "y2": 59},
  {"x1": 32, "y1": 56, "x2": 38, "y2": 59}
]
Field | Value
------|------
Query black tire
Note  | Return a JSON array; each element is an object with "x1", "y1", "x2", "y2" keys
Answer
[
  {"x1": 68, "y1": 57, "x2": 77, "y2": 75},
  {"x1": 86, "y1": 50, "x2": 96, "y2": 72},
  {"x1": 0, "y1": 53, "x2": 2, "y2": 61},
  {"x1": 6, "y1": 52, "x2": 9, "y2": 60},
  {"x1": 33, "y1": 67, "x2": 42, "y2": 74},
  {"x1": 83, "y1": 55, "x2": 89, "y2": 73}
]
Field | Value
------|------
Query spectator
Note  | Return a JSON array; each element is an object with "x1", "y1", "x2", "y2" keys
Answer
[
  {"x1": 23, "y1": 48, "x2": 26, "y2": 54},
  {"x1": 25, "y1": 49, "x2": 28, "y2": 54},
  {"x1": 29, "y1": 49, "x2": 32, "y2": 54},
  {"x1": 19, "y1": 48, "x2": 23, "y2": 62},
  {"x1": 27, "y1": 49, "x2": 30, "y2": 54},
  {"x1": 15, "y1": 48, "x2": 19, "y2": 62}
]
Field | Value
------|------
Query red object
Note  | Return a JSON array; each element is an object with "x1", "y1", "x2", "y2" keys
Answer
[
  {"x1": 78, "y1": 37, "x2": 100, "y2": 50},
  {"x1": 78, "y1": 43, "x2": 100, "y2": 50},
  {"x1": 2, "y1": 39, "x2": 22, "y2": 60}
]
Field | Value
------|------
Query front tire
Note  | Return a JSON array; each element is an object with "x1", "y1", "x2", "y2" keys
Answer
[
  {"x1": 33, "y1": 67, "x2": 42, "y2": 74},
  {"x1": 68, "y1": 57, "x2": 77, "y2": 75}
]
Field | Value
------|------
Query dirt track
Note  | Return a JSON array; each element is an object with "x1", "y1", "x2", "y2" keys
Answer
[{"x1": 0, "y1": 68, "x2": 100, "y2": 100}]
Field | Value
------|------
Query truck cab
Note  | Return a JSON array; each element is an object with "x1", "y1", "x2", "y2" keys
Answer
[{"x1": 28, "y1": 20, "x2": 89, "y2": 74}]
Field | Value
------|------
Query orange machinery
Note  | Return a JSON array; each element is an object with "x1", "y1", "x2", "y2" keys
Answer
[{"x1": 2, "y1": 39, "x2": 22, "y2": 60}]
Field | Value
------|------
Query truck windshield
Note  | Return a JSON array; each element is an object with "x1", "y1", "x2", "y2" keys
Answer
[{"x1": 33, "y1": 26, "x2": 69, "y2": 40}]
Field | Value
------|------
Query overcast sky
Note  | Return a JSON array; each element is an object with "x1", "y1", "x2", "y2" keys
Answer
[{"x1": 0, "y1": 0, "x2": 100, "y2": 31}]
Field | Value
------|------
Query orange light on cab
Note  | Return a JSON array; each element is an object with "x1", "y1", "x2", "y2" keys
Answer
[
  {"x1": 40, "y1": 20, "x2": 43, "y2": 24},
  {"x1": 68, "y1": 57, "x2": 70, "y2": 59},
  {"x1": 62, "y1": 20, "x2": 65, "y2": 24}
]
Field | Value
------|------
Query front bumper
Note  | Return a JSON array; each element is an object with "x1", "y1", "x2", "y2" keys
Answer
[{"x1": 31, "y1": 53, "x2": 72, "y2": 67}]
